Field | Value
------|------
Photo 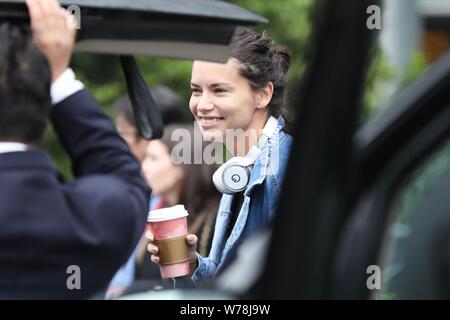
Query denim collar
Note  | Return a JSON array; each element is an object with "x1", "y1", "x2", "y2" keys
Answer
[{"x1": 244, "y1": 116, "x2": 286, "y2": 196}]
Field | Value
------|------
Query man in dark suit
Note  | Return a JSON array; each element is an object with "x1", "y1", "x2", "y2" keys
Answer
[{"x1": 0, "y1": 0, "x2": 150, "y2": 299}]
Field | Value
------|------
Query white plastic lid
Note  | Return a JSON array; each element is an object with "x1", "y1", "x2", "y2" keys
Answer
[{"x1": 147, "y1": 204, "x2": 189, "y2": 222}]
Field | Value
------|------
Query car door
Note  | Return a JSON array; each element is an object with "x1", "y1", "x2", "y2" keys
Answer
[
  {"x1": 249, "y1": 0, "x2": 450, "y2": 299},
  {"x1": 248, "y1": 0, "x2": 379, "y2": 299},
  {"x1": 332, "y1": 48, "x2": 450, "y2": 299}
]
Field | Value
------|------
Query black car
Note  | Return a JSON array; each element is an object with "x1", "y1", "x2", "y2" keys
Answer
[{"x1": 251, "y1": 0, "x2": 450, "y2": 300}]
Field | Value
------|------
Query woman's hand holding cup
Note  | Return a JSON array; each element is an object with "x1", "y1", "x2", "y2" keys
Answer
[
  {"x1": 146, "y1": 231, "x2": 199, "y2": 274},
  {"x1": 146, "y1": 205, "x2": 198, "y2": 278}
]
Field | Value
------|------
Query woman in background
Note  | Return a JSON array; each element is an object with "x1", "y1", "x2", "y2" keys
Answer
[{"x1": 141, "y1": 124, "x2": 221, "y2": 259}]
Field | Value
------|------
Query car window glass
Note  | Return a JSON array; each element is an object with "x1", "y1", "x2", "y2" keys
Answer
[{"x1": 377, "y1": 136, "x2": 450, "y2": 299}]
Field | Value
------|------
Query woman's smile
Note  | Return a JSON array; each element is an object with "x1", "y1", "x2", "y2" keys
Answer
[{"x1": 198, "y1": 116, "x2": 225, "y2": 129}]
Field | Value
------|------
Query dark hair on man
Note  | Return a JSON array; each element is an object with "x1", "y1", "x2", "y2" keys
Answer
[
  {"x1": 113, "y1": 85, "x2": 192, "y2": 136},
  {"x1": 0, "y1": 24, "x2": 51, "y2": 143},
  {"x1": 230, "y1": 27, "x2": 291, "y2": 118}
]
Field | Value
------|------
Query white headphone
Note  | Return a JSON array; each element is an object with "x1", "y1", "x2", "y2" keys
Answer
[{"x1": 212, "y1": 116, "x2": 279, "y2": 195}]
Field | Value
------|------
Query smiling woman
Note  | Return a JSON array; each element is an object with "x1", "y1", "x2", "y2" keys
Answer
[
  {"x1": 190, "y1": 27, "x2": 290, "y2": 152},
  {"x1": 190, "y1": 58, "x2": 265, "y2": 145},
  {"x1": 147, "y1": 27, "x2": 294, "y2": 285}
]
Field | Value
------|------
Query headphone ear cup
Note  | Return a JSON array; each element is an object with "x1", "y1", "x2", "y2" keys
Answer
[
  {"x1": 213, "y1": 164, "x2": 227, "y2": 194},
  {"x1": 213, "y1": 157, "x2": 252, "y2": 194},
  {"x1": 222, "y1": 164, "x2": 250, "y2": 194}
]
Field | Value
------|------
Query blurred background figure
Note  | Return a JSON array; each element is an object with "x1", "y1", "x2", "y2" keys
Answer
[
  {"x1": 114, "y1": 85, "x2": 193, "y2": 162},
  {"x1": 107, "y1": 85, "x2": 192, "y2": 298},
  {"x1": 142, "y1": 124, "x2": 221, "y2": 258}
]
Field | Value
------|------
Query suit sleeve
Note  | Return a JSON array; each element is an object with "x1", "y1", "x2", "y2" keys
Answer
[
  {"x1": 51, "y1": 89, "x2": 143, "y2": 180},
  {"x1": 50, "y1": 89, "x2": 150, "y2": 263}
]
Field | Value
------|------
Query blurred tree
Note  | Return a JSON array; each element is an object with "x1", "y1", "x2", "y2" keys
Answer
[
  {"x1": 361, "y1": 48, "x2": 429, "y2": 124},
  {"x1": 361, "y1": 46, "x2": 393, "y2": 123}
]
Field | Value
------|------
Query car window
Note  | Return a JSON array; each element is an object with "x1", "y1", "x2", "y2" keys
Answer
[{"x1": 377, "y1": 136, "x2": 450, "y2": 299}]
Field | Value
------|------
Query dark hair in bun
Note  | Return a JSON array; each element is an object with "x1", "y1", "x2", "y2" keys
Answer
[{"x1": 230, "y1": 27, "x2": 291, "y2": 117}]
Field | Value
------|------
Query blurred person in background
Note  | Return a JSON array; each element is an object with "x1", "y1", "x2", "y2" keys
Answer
[
  {"x1": 114, "y1": 85, "x2": 193, "y2": 163},
  {"x1": 112, "y1": 124, "x2": 221, "y2": 296},
  {"x1": 107, "y1": 87, "x2": 193, "y2": 297},
  {"x1": 142, "y1": 124, "x2": 221, "y2": 259}
]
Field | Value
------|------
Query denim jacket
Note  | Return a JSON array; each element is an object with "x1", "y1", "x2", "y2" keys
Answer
[{"x1": 192, "y1": 116, "x2": 293, "y2": 285}]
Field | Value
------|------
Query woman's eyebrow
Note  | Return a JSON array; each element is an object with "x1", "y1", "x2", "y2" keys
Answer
[
  {"x1": 190, "y1": 82, "x2": 233, "y2": 88},
  {"x1": 209, "y1": 82, "x2": 232, "y2": 88}
]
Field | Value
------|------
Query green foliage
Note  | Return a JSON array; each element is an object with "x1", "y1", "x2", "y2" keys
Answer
[
  {"x1": 41, "y1": 125, "x2": 73, "y2": 180},
  {"x1": 361, "y1": 48, "x2": 430, "y2": 124},
  {"x1": 401, "y1": 51, "x2": 429, "y2": 87},
  {"x1": 361, "y1": 46, "x2": 394, "y2": 122}
]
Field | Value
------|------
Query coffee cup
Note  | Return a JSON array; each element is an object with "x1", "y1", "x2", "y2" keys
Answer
[{"x1": 147, "y1": 205, "x2": 190, "y2": 278}]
